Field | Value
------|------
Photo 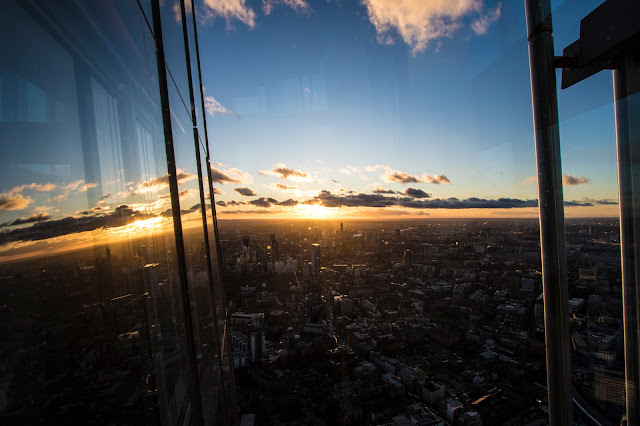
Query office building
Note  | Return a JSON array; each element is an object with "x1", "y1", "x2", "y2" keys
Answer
[{"x1": 311, "y1": 243, "x2": 320, "y2": 275}]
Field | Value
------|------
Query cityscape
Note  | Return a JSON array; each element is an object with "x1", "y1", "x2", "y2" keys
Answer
[
  {"x1": 0, "y1": 217, "x2": 626, "y2": 424},
  {"x1": 1, "y1": 0, "x2": 637, "y2": 425}
]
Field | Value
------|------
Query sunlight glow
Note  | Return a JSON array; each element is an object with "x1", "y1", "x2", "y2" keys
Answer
[
  {"x1": 294, "y1": 203, "x2": 333, "y2": 219},
  {"x1": 108, "y1": 217, "x2": 167, "y2": 237}
]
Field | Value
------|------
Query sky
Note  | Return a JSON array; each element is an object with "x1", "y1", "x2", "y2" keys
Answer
[
  {"x1": 192, "y1": 0, "x2": 619, "y2": 219},
  {"x1": 0, "y1": 0, "x2": 622, "y2": 261}
]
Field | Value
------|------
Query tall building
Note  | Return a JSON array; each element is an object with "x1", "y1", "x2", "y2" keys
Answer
[
  {"x1": 270, "y1": 234, "x2": 279, "y2": 261},
  {"x1": 0, "y1": 1, "x2": 237, "y2": 424},
  {"x1": 311, "y1": 243, "x2": 320, "y2": 275},
  {"x1": 404, "y1": 248, "x2": 413, "y2": 270},
  {"x1": 242, "y1": 236, "x2": 250, "y2": 260}
]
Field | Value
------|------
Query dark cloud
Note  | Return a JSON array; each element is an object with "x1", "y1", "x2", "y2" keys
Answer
[
  {"x1": 403, "y1": 188, "x2": 431, "y2": 198},
  {"x1": 276, "y1": 183, "x2": 297, "y2": 190},
  {"x1": 563, "y1": 174, "x2": 588, "y2": 186},
  {"x1": 0, "y1": 192, "x2": 33, "y2": 211},
  {"x1": 0, "y1": 205, "x2": 153, "y2": 244},
  {"x1": 423, "y1": 174, "x2": 451, "y2": 184},
  {"x1": 216, "y1": 200, "x2": 228, "y2": 207},
  {"x1": 228, "y1": 200, "x2": 246, "y2": 206},
  {"x1": 0, "y1": 212, "x2": 51, "y2": 228},
  {"x1": 234, "y1": 187, "x2": 257, "y2": 196},
  {"x1": 159, "y1": 189, "x2": 193, "y2": 200},
  {"x1": 260, "y1": 165, "x2": 308, "y2": 179},
  {"x1": 373, "y1": 188, "x2": 396, "y2": 194},
  {"x1": 304, "y1": 191, "x2": 402, "y2": 208},
  {"x1": 218, "y1": 209, "x2": 274, "y2": 215},
  {"x1": 161, "y1": 208, "x2": 192, "y2": 217},
  {"x1": 210, "y1": 167, "x2": 241, "y2": 184},
  {"x1": 303, "y1": 190, "x2": 539, "y2": 209},
  {"x1": 213, "y1": 187, "x2": 223, "y2": 195},
  {"x1": 563, "y1": 199, "x2": 618, "y2": 207},
  {"x1": 99, "y1": 193, "x2": 111, "y2": 200},
  {"x1": 249, "y1": 197, "x2": 279, "y2": 208},
  {"x1": 564, "y1": 200, "x2": 592, "y2": 207},
  {"x1": 277, "y1": 198, "x2": 299, "y2": 206},
  {"x1": 136, "y1": 170, "x2": 196, "y2": 193},
  {"x1": 382, "y1": 171, "x2": 422, "y2": 183}
]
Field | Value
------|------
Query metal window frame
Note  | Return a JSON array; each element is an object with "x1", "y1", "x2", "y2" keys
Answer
[{"x1": 150, "y1": 1, "x2": 205, "y2": 424}]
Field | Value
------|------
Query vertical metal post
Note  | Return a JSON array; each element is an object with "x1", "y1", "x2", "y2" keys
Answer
[
  {"x1": 525, "y1": 1, "x2": 572, "y2": 424},
  {"x1": 177, "y1": 0, "x2": 221, "y2": 343},
  {"x1": 190, "y1": 4, "x2": 240, "y2": 425},
  {"x1": 614, "y1": 53, "x2": 640, "y2": 425},
  {"x1": 150, "y1": 1, "x2": 204, "y2": 424},
  {"x1": 178, "y1": 0, "x2": 226, "y2": 421}
]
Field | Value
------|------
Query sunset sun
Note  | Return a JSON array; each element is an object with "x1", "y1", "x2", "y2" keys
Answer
[{"x1": 294, "y1": 203, "x2": 333, "y2": 219}]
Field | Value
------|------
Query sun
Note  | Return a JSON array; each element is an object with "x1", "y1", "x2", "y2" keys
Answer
[
  {"x1": 108, "y1": 216, "x2": 168, "y2": 238},
  {"x1": 294, "y1": 203, "x2": 333, "y2": 219}
]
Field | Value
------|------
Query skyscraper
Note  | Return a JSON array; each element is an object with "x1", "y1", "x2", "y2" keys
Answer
[
  {"x1": 311, "y1": 243, "x2": 320, "y2": 275},
  {"x1": 404, "y1": 248, "x2": 413, "y2": 270},
  {"x1": 242, "y1": 236, "x2": 250, "y2": 260},
  {"x1": 270, "y1": 234, "x2": 279, "y2": 261}
]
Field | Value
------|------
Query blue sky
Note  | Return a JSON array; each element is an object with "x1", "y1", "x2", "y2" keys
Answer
[{"x1": 191, "y1": 0, "x2": 618, "y2": 218}]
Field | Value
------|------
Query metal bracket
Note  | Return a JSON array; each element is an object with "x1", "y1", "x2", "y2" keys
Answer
[{"x1": 555, "y1": 0, "x2": 640, "y2": 90}]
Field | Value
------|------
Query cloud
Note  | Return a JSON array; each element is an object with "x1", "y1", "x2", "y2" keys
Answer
[
  {"x1": 563, "y1": 174, "x2": 589, "y2": 186},
  {"x1": 362, "y1": 0, "x2": 499, "y2": 54},
  {"x1": 249, "y1": 197, "x2": 279, "y2": 208},
  {"x1": 275, "y1": 183, "x2": 297, "y2": 191},
  {"x1": 403, "y1": 188, "x2": 431, "y2": 198},
  {"x1": 234, "y1": 187, "x2": 257, "y2": 196},
  {"x1": 0, "y1": 205, "x2": 153, "y2": 245},
  {"x1": 135, "y1": 170, "x2": 196, "y2": 194},
  {"x1": 172, "y1": 0, "x2": 192, "y2": 22},
  {"x1": 471, "y1": 2, "x2": 501, "y2": 35},
  {"x1": 210, "y1": 166, "x2": 253, "y2": 184},
  {"x1": 263, "y1": 0, "x2": 310, "y2": 15},
  {"x1": 213, "y1": 187, "x2": 224, "y2": 195},
  {"x1": 218, "y1": 209, "x2": 274, "y2": 215},
  {"x1": 11, "y1": 183, "x2": 57, "y2": 193},
  {"x1": 523, "y1": 174, "x2": 588, "y2": 186},
  {"x1": 563, "y1": 199, "x2": 618, "y2": 207},
  {"x1": 0, "y1": 192, "x2": 33, "y2": 211},
  {"x1": 64, "y1": 180, "x2": 98, "y2": 192},
  {"x1": 373, "y1": 188, "x2": 397, "y2": 194},
  {"x1": 364, "y1": 164, "x2": 392, "y2": 172},
  {"x1": 303, "y1": 190, "x2": 539, "y2": 209},
  {"x1": 277, "y1": 198, "x2": 299, "y2": 206},
  {"x1": 339, "y1": 165, "x2": 362, "y2": 175},
  {"x1": 259, "y1": 164, "x2": 309, "y2": 180},
  {"x1": 201, "y1": 0, "x2": 256, "y2": 29},
  {"x1": 520, "y1": 176, "x2": 538, "y2": 185},
  {"x1": 422, "y1": 174, "x2": 451, "y2": 184},
  {"x1": 382, "y1": 171, "x2": 422, "y2": 183},
  {"x1": 0, "y1": 213, "x2": 51, "y2": 228},
  {"x1": 204, "y1": 96, "x2": 236, "y2": 117},
  {"x1": 158, "y1": 188, "x2": 196, "y2": 200},
  {"x1": 216, "y1": 201, "x2": 228, "y2": 207}
]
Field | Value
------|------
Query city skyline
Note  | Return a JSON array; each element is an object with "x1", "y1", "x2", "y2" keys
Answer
[{"x1": 0, "y1": 0, "x2": 620, "y2": 261}]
